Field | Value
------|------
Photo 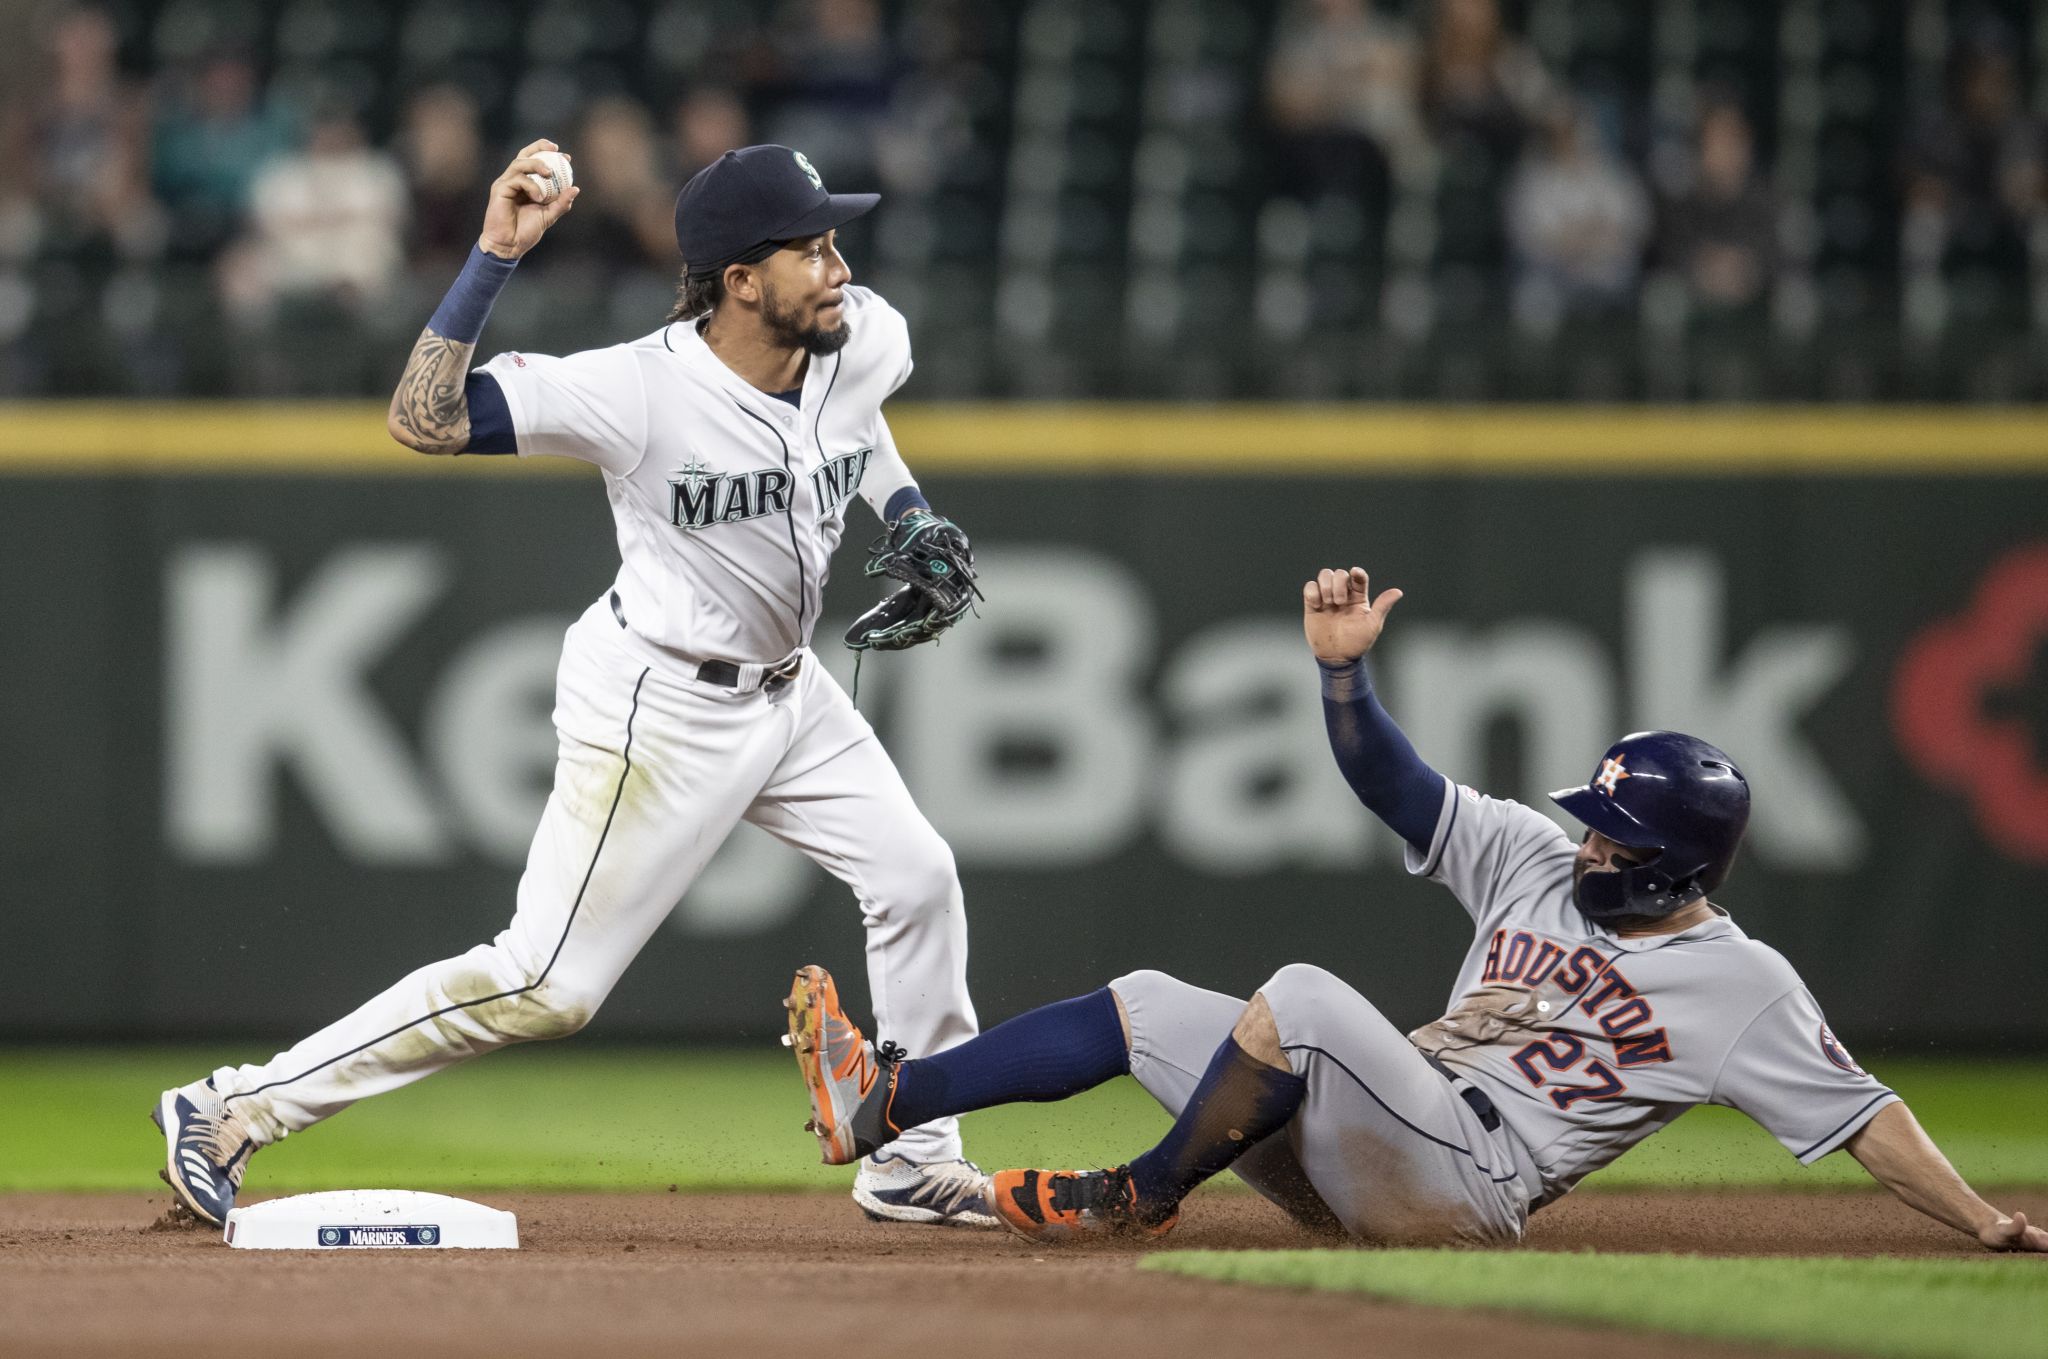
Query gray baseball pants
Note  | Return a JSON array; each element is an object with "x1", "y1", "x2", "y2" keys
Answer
[{"x1": 1111, "y1": 964, "x2": 1541, "y2": 1245}]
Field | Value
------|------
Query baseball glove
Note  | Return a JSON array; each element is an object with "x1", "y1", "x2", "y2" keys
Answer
[{"x1": 844, "y1": 510, "x2": 982, "y2": 652}]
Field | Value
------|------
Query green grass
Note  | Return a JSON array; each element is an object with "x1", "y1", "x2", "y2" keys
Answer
[
  {"x1": 1589, "y1": 1059, "x2": 2048, "y2": 1190},
  {"x1": 3, "y1": 1047, "x2": 2042, "y2": 1195},
  {"x1": 1, "y1": 1045, "x2": 1173, "y2": 1193},
  {"x1": 1142, "y1": 1250, "x2": 2048, "y2": 1359}
]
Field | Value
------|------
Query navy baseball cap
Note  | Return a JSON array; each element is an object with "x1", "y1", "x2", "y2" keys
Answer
[{"x1": 675, "y1": 145, "x2": 879, "y2": 278}]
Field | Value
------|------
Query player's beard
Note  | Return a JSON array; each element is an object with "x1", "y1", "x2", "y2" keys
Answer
[{"x1": 760, "y1": 281, "x2": 852, "y2": 356}]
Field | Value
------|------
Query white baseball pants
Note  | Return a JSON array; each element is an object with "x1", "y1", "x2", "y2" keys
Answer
[{"x1": 212, "y1": 598, "x2": 978, "y2": 1163}]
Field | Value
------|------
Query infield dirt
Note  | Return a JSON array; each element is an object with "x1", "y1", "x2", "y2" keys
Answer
[{"x1": 2, "y1": 1188, "x2": 2036, "y2": 1359}]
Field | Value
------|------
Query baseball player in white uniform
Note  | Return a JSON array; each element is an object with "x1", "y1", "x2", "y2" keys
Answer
[
  {"x1": 788, "y1": 567, "x2": 2048, "y2": 1253},
  {"x1": 152, "y1": 141, "x2": 994, "y2": 1229}
]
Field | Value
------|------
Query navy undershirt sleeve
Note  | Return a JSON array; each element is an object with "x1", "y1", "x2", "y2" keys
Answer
[
  {"x1": 462, "y1": 372, "x2": 516, "y2": 454},
  {"x1": 1320, "y1": 657, "x2": 1448, "y2": 853}
]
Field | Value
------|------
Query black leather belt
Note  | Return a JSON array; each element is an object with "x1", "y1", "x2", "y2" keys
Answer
[
  {"x1": 610, "y1": 591, "x2": 801, "y2": 692},
  {"x1": 697, "y1": 656, "x2": 802, "y2": 690},
  {"x1": 1422, "y1": 1051, "x2": 1501, "y2": 1132}
]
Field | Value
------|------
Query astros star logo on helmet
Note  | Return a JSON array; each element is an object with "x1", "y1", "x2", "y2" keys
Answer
[{"x1": 1594, "y1": 754, "x2": 1630, "y2": 795}]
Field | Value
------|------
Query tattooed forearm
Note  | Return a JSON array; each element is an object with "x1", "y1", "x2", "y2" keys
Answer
[{"x1": 387, "y1": 328, "x2": 476, "y2": 453}]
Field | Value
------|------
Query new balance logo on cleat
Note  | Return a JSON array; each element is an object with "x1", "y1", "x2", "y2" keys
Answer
[{"x1": 786, "y1": 965, "x2": 890, "y2": 1166}]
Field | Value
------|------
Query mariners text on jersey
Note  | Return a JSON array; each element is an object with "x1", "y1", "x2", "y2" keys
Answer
[
  {"x1": 665, "y1": 446, "x2": 873, "y2": 530},
  {"x1": 477, "y1": 285, "x2": 918, "y2": 663}
]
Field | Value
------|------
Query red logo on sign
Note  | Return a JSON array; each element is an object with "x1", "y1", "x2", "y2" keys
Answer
[{"x1": 1891, "y1": 544, "x2": 2048, "y2": 863}]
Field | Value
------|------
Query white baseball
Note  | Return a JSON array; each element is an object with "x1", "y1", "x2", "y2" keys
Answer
[{"x1": 524, "y1": 150, "x2": 573, "y2": 204}]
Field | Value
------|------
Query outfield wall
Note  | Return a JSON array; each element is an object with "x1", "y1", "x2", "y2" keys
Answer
[{"x1": 2, "y1": 406, "x2": 2044, "y2": 1046}]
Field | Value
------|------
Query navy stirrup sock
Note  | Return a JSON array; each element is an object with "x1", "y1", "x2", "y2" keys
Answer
[
  {"x1": 884, "y1": 988, "x2": 1127, "y2": 1133},
  {"x1": 1126, "y1": 1035, "x2": 1306, "y2": 1214}
]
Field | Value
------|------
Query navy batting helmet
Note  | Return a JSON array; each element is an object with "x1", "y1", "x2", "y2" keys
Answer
[{"x1": 1548, "y1": 731, "x2": 1750, "y2": 922}]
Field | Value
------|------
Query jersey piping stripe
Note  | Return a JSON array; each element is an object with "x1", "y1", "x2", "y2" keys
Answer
[
  {"x1": 223, "y1": 666, "x2": 652, "y2": 1108},
  {"x1": 1793, "y1": 1090, "x2": 1898, "y2": 1161},
  {"x1": 1280, "y1": 1043, "x2": 1524, "y2": 1186},
  {"x1": 732, "y1": 399, "x2": 808, "y2": 642},
  {"x1": 808, "y1": 352, "x2": 843, "y2": 630},
  {"x1": 1418, "y1": 786, "x2": 1460, "y2": 878},
  {"x1": 811, "y1": 350, "x2": 840, "y2": 467}
]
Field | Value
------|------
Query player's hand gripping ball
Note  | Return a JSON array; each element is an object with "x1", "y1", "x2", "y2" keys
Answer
[
  {"x1": 524, "y1": 150, "x2": 574, "y2": 204},
  {"x1": 481, "y1": 140, "x2": 579, "y2": 260},
  {"x1": 845, "y1": 511, "x2": 983, "y2": 652}
]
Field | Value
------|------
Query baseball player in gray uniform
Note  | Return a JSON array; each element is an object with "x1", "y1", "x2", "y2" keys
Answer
[
  {"x1": 787, "y1": 566, "x2": 2047, "y2": 1252},
  {"x1": 152, "y1": 142, "x2": 994, "y2": 1230}
]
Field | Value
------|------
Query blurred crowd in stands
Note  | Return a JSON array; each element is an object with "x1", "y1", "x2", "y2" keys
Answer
[{"x1": 2, "y1": 0, "x2": 2045, "y2": 399}]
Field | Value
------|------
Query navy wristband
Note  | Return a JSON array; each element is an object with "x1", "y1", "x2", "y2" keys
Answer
[
  {"x1": 428, "y1": 245, "x2": 518, "y2": 344},
  {"x1": 884, "y1": 486, "x2": 931, "y2": 522}
]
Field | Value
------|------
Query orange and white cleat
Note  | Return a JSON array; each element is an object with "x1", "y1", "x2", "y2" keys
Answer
[
  {"x1": 988, "y1": 1166, "x2": 1181, "y2": 1243},
  {"x1": 785, "y1": 964, "x2": 892, "y2": 1166}
]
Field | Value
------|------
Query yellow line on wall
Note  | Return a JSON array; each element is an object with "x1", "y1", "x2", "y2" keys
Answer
[{"x1": 0, "y1": 402, "x2": 2045, "y2": 474}]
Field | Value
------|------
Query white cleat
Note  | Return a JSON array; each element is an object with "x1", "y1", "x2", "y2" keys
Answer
[{"x1": 854, "y1": 1153, "x2": 998, "y2": 1228}]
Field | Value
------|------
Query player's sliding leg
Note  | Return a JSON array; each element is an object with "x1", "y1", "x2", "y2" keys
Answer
[
  {"x1": 152, "y1": 610, "x2": 782, "y2": 1226},
  {"x1": 788, "y1": 963, "x2": 1349, "y2": 1239},
  {"x1": 997, "y1": 964, "x2": 1538, "y2": 1246},
  {"x1": 748, "y1": 661, "x2": 991, "y2": 1223},
  {"x1": 990, "y1": 989, "x2": 1303, "y2": 1240},
  {"x1": 787, "y1": 965, "x2": 1129, "y2": 1165}
]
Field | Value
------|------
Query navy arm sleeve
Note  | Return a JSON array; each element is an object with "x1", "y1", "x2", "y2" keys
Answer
[
  {"x1": 462, "y1": 372, "x2": 516, "y2": 454},
  {"x1": 1320, "y1": 658, "x2": 1447, "y2": 853}
]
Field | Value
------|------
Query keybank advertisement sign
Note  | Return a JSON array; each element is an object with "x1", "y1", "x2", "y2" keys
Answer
[
  {"x1": 163, "y1": 544, "x2": 1865, "y2": 884},
  {"x1": 2, "y1": 474, "x2": 2042, "y2": 1040}
]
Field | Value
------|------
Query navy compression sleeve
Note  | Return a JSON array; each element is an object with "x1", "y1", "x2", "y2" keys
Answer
[{"x1": 1320, "y1": 657, "x2": 1447, "y2": 852}]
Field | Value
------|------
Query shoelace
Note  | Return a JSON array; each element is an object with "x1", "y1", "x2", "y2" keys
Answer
[
  {"x1": 876, "y1": 1040, "x2": 909, "y2": 1064},
  {"x1": 913, "y1": 1159, "x2": 989, "y2": 1214},
  {"x1": 1047, "y1": 1168, "x2": 1135, "y2": 1220},
  {"x1": 187, "y1": 1109, "x2": 256, "y2": 1183}
]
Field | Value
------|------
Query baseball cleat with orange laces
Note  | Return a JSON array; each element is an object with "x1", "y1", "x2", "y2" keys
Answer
[{"x1": 988, "y1": 1166, "x2": 1181, "y2": 1242}]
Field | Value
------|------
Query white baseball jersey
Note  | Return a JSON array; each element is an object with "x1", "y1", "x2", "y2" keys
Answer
[
  {"x1": 204, "y1": 282, "x2": 980, "y2": 1180},
  {"x1": 477, "y1": 283, "x2": 920, "y2": 662},
  {"x1": 1406, "y1": 783, "x2": 1898, "y2": 1208}
]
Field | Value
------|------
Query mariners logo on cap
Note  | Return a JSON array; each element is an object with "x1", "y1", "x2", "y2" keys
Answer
[
  {"x1": 792, "y1": 150, "x2": 824, "y2": 190},
  {"x1": 1594, "y1": 754, "x2": 1630, "y2": 796}
]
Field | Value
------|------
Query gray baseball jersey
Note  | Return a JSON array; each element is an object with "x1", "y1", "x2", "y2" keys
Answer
[{"x1": 1406, "y1": 782, "x2": 1898, "y2": 1207}]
